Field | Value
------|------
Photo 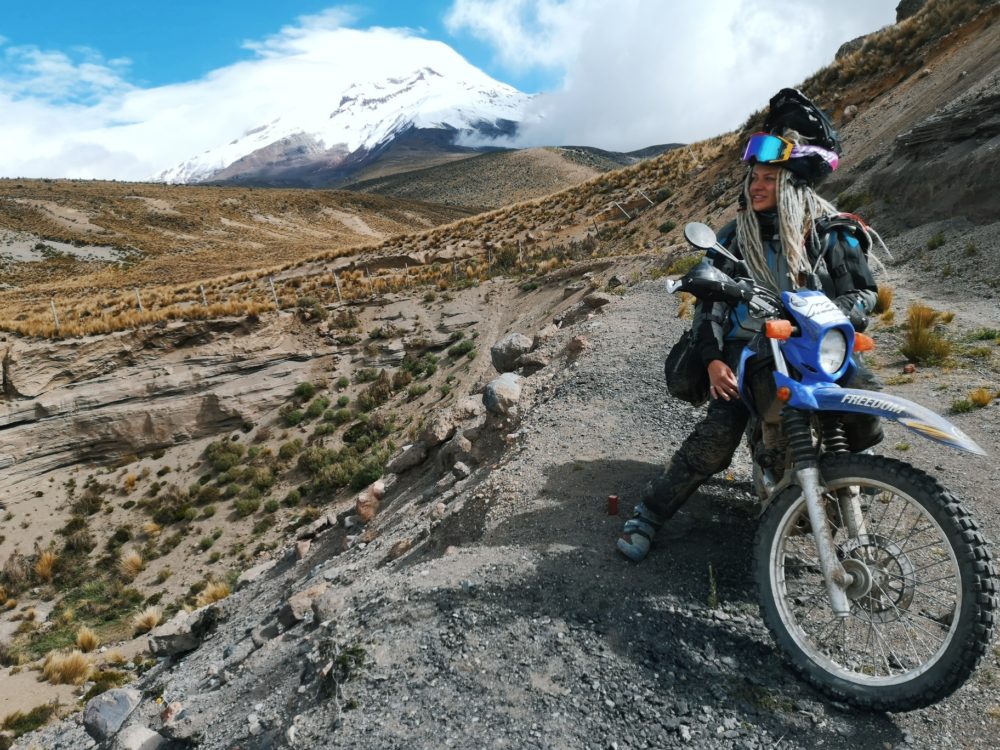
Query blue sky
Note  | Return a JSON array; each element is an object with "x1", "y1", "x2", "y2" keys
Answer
[
  {"x1": 0, "y1": 1, "x2": 898, "y2": 179},
  {"x1": 0, "y1": 1, "x2": 557, "y2": 98}
]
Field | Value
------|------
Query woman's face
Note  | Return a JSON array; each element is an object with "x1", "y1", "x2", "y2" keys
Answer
[{"x1": 749, "y1": 163, "x2": 780, "y2": 212}]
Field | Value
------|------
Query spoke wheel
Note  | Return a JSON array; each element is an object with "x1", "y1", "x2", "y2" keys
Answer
[{"x1": 755, "y1": 453, "x2": 996, "y2": 711}]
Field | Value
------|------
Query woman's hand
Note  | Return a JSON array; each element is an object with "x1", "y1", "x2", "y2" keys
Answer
[{"x1": 707, "y1": 360, "x2": 740, "y2": 401}]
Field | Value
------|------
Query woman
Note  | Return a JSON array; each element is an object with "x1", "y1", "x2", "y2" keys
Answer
[{"x1": 618, "y1": 94, "x2": 879, "y2": 563}]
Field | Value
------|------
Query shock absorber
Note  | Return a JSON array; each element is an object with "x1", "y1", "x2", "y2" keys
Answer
[
  {"x1": 820, "y1": 414, "x2": 850, "y2": 454},
  {"x1": 783, "y1": 408, "x2": 817, "y2": 469}
]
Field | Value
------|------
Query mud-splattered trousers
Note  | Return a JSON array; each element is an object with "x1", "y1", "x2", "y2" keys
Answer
[{"x1": 641, "y1": 342, "x2": 748, "y2": 519}]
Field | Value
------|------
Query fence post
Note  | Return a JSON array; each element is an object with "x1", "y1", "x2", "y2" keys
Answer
[
  {"x1": 268, "y1": 277, "x2": 280, "y2": 308},
  {"x1": 518, "y1": 240, "x2": 523, "y2": 262},
  {"x1": 638, "y1": 190, "x2": 655, "y2": 206},
  {"x1": 613, "y1": 202, "x2": 631, "y2": 220},
  {"x1": 134, "y1": 288, "x2": 143, "y2": 312},
  {"x1": 333, "y1": 274, "x2": 343, "y2": 302},
  {"x1": 50, "y1": 299, "x2": 60, "y2": 331},
  {"x1": 199, "y1": 284, "x2": 208, "y2": 307}
]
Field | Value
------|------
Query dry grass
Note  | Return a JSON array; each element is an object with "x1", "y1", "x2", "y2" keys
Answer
[
  {"x1": 75, "y1": 626, "x2": 99, "y2": 653},
  {"x1": 118, "y1": 549, "x2": 144, "y2": 581},
  {"x1": 132, "y1": 606, "x2": 162, "y2": 635},
  {"x1": 970, "y1": 388, "x2": 994, "y2": 408},
  {"x1": 41, "y1": 650, "x2": 92, "y2": 685},
  {"x1": 33, "y1": 550, "x2": 58, "y2": 583},
  {"x1": 874, "y1": 285, "x2": 894, "y2": 315},
  {"x1": 900, "y1": 303, "x2": 952, "y2": 364},
  {"x1": 142, "y1": 522, "x2": 162, "y2": 538},
  {"x1": 195, "y1": 581, "x2": 231, "y2": 608}
]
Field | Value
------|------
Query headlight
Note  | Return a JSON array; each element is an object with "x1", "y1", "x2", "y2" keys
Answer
[{"x1": 818, "y1": 329, "x2": 848, "y2": 375}]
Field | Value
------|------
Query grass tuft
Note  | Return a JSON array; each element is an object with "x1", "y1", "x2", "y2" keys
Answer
[
  {"x1": 33, "y1": 550, "x2": 58, "y2": 583},
  {"x1": 195, "y1": 581, "x2": 231, "y2": 608},
  {"x1": 75, "y1": 626, "x2": 99, "y2": 653},
  {"x1": 969, "y1": 388, "x2": 994, "y2": 408},
  {"x1": 900, "y1": 304, "x2": 951, "y2": 365},
  {"x1": 41, "y1": 650, "x2": 92, "y2": 685},
  {"x1": 132, "y1": 606, "x2": 162, "y2": 635},
  {"x1": 118, "y1": 549, "x2": 144, "y2": 581}
]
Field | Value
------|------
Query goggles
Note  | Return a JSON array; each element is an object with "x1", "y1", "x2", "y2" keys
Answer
[
  {"x1": 742, "y1": 132, "x2": 840, "y2": 171},
  {"x1": 741, "y1": 132, "x2": 793, "y2": 163}
]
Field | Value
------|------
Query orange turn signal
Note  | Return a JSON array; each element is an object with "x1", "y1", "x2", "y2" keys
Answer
[
  {"x1": 776, "y1": 386, "x2": 792, "y2": 402},
  {"x1": 853, "y1": 333, "x2": 875, "y2": 352},
  {"x1": 765, "y1": 320, "x2": 793, "y2": 340}
]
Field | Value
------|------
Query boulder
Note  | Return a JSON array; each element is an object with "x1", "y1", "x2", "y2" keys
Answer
[
  {"x1": 583, "y1": 292, "x2": 612, "y2": 308},
  {"x1": 235, "y1": 559, "x2": 277, "y2": 591},
  {"x1": 490, "y1": 333, "x2": 533, "y2": 373},
  {"x1": 355, "y1": 480, "x2": 386, "y2": 523},
  {"x1": 148, "y1": 607, "x2": 218, "y2": 657},
  {"x1": 296, "y1": 513, "x2": 337, "y2": 540},
  {"x1": 83, "y1": 688, "x2": 142, "y2": 741},
  {"x1": 567, "y1": 335, "x2": 589, "y2": 354},
  {"x1": 112, "y1": 725, "x2": 166, "y2": 750},
  {"x1": 386, "y1": 442, "x2": 428, "y2": 474},
  {"x1": 453, "y1": 397, "x2": 485, "y2": 421},
  {"x1": 483, "y1": 373, "x2": 521, "y2": 417},
  {"x1": 312, "y1": 589, "x2": 347, "y2": 623},
  {"x1": 842, "y1": 105, "x2": 859, "y2": 123},
  {"x1": 436, "y1": 432, "x2": 474, "y2": 472},
  {"x1": 519, "y1": 351, "x2": 550, "y2": 372},
  {"x1": 421, "y1": 413, "x2": 456, "y2": 447},
  {"x1": 279, "y1": 583, "x2": 330, "y2": 628},
  {"x1": 532, "y1": 324, "x2": 559, "y2": 349}
]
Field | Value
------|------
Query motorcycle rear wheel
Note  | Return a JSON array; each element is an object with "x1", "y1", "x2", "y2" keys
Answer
[{"x1": 755, "y1": 453, "x2": 996, "y2": 711}]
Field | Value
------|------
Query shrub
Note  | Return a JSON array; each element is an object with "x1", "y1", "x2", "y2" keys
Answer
[
  {"x1": 283, "y1": 409, "x2": 304, "y2": 427},
  {"x1": 283, "y1": 489, "x2": 302, "y2": 507},
  {"x1": 204, "y1": 441, "x2": 245, "y2": 473},
  {"x1": 926, "y1": 231, "x2": 946, "y2": 250},
  {"x1": 951, "y1": 399, "x2": 974, "y2": 414},
  {"x1": 233, "y1": 497, "x2": 260, "y2": 518},
  {"x1": 305, "y1": 396, "x2": 330, "y2": 419},
  {"x1": 391, "y1": 370, "x2": 412, "y2": 390},
  {"x1": 133, "y1": 606, "x2": 162, "y2": 634},
  {"x1": 75, "y1": 626, "x2": 99, "y2": 653},
  {"x1": 357, "y1": 371, "x2": 392, "y2": 412},
  {"x1": 278, "y1": 439, "x2": 304, "y2": 461},
  {"x1": 667, "y1": 255, "x2": 701, "y2": 276},
  {"x1": 658, "y1": 220, "x2": 677, "y2": 234},
  {"x1": 354, "y1": 368, "x2": 379, "y2": 383},
  {"x1": 336, "y1": 395, "x2": 350, "y2": 407},
  {"x1": 967, "y1": 328, "x2": 1000, "y2": 341},
  {"x1": 448, "y1": 340, "x2": 475, "y2": 358},
  {"x1": 407, "y1": 383, "x2": 431, "y2": 400},
  {"x1": 264, "y1": 500, "x2": 280, "y2": 513},
  {"x1": 900, "y1": 304, "x2": 951, "y2": 365},
  {"x1": 293, "y1": 382, "x2": 316, "y2": 400},
  {"x1": 1, "y1": 702, "x2": 59, "y2": 738},
  {"x1": 335, "y1": 376, "x2": 350, "y2": 389}
]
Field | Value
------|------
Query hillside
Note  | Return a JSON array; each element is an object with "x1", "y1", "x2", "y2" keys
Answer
[
  {"x1": 3, "y1": 1, "x2": 1000, "y2": 747},
  {"x1": 347, "y1": 147, "x2": 615, "y2": 209}
]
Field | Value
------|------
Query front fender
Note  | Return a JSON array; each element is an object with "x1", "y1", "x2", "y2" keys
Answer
[{"x1": 811, "y1": 384, "x2": 986, "y2": 456}]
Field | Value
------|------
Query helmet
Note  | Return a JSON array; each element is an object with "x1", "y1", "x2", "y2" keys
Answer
[{"x1": 757, "y1": 88, "x2": 842, "y2": 186}]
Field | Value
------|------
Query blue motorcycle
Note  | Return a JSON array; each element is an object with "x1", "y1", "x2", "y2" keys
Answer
[{"x1": 667, "y1": 222, "x2": 997, "y2": 711}]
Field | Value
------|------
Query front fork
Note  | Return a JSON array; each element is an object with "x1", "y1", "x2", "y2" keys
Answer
[{"x1": 784, "y1": 408, "x2": 854, "y2": 617}]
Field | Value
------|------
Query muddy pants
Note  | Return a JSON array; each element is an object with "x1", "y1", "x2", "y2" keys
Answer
[
  {"x1": 641, "y1": 386, "x2": 750, "y2": 519},
  {"x1": 641, "y1": 344, "x2": 882, "y2": 519}
]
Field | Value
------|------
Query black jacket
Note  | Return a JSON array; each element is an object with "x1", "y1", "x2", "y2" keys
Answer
[{"x1": 693, "y1": 213, "x2": 878, "y2": 368}]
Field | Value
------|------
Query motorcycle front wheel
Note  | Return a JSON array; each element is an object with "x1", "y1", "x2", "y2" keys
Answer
[{"x1": 755, "y1": 453, "x2": 996, "y2": 711}]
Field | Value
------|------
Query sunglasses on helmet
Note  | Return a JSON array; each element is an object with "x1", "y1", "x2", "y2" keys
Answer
[{"x1": 741, "y1": 132, "x2": 794, "y2": 163}]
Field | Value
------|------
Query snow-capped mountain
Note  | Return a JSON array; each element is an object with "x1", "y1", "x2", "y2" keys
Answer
[{"x1": 155, "y1": 31, "x2": 531, "y2": 186}]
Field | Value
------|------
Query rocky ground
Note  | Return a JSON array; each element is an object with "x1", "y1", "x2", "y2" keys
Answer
[{"x1": 15, "y1": 250, "x2": 1000, "y2": 749}]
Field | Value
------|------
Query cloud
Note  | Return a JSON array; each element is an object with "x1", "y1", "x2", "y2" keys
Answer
[
  {"x1": 447, "y1": 0, "x2": 898, "y2": 151},
  {"x1": 0, "y1": 7, "x2": 384, "y2": 180}
]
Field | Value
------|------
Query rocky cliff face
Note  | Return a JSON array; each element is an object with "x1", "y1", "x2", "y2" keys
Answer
[{"x1": 0, "y1": 316, "x2": 326, "y2": 497}]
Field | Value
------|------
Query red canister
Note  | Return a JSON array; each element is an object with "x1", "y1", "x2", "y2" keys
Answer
[{"x1": 608, "y1": 495, "x2": 619, "y2": 515}]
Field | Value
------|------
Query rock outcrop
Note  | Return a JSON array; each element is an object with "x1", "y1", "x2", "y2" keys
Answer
[{"x1": 0, "y1": 315, "x2": 327, "y2": 496}]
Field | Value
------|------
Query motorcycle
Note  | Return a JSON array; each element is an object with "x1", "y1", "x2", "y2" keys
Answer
[{"x1": 666, "y1": 222, "x2": 997, "y2": 711}]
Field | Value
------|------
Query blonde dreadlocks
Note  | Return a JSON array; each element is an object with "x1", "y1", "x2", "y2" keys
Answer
[{"x1": 735, "y1": 131, "x2": 839, "y2": 292}]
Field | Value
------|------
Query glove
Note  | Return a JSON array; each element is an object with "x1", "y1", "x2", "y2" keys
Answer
[{"x1": 836, "y1": 294, "x2": 870, "y2": 332}]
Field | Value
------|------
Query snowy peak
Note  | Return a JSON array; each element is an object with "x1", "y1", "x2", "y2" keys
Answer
[{"x1": 155, "y1": 33, "x2": 531, "y2": 186}]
